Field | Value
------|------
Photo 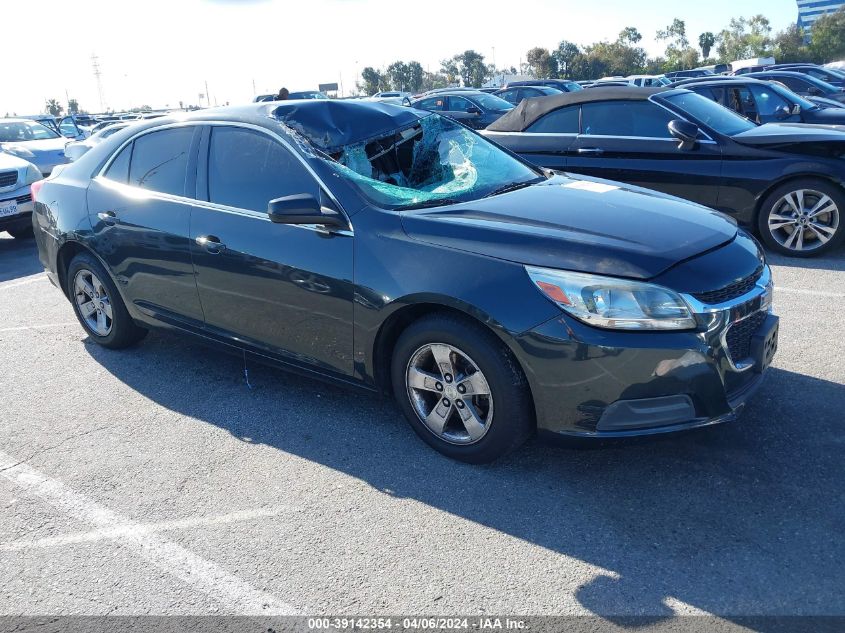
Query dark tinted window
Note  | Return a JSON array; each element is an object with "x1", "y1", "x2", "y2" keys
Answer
[
  {"x1": 128, "y1": 127, "x2": 194, "y2": 196},
  {"x1": 417, "y1": 97, "x2": 445, "y2": 111},
  {"x1": 778, "y1": 76, "x2": 810, "y2": 92},
  {"x1": 527, "y1": 106, "x2": 580, "y2": 133},
  {"x1": 207, "y1": 126, "x2": 317, "y2": 213},
  {"x1": 447, "y1": 96, "x2": 475, "y2": 112},
  {"x1": 497, "y1": 89, "x2": 520, "y2": 104},
  {"x1": 748, "y1": 84, "x2": 791, "y2": 116},
  {"x1": 104, "y1": 144, "x2": 132, "y2": 183},
  {"x1": 581, "y1": 101, "x2": 674, "y2": 137}
]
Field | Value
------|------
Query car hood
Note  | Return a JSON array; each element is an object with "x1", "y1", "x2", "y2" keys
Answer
[
  {"x1": 732, "y1": 122, "x2": 845, "y2": 145},
  {"x1": 0, "y1": 151, "x2": 32, "y2": 170},
  {"x1": 400, "y1": 175, "x2": 737, "y2": 280},
  {"x1": 804, "y1": 107, "x2": 845, "y2": 124}
]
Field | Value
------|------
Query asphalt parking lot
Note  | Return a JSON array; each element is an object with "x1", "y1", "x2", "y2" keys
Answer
[{"x1": 0, "y1": 233, "x2": 843, "y2": 621}]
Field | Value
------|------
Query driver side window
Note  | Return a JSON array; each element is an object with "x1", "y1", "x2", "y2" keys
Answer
[{"x1": 206, "y1": 126, "x2": 319, "y2": 213}]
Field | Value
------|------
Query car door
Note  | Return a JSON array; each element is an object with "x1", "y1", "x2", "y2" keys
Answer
[
  {"x1": 567, "y1": 100, "x2": 722, "y2": 207},
  {"x1": 496, "y1": 89, "x2": 520, "y2": 106},
  {"x1": 86, "y1": 125, "x2": 206, "y2": 324},
  {"x1": 189, "y1": 124, "x2": 354, "y2": 376},
  {"x1": 508, "y1": 104, "x2": 580, "y2": 171},
  {"x1": 58, "y1": 116, "x2": 84, "y2": 140}
]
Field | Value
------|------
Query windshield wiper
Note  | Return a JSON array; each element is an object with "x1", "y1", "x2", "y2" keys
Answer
[
  {"x1": 401, "y1": 198, "x2": 464, "y2": 210},
  {"x1": 485, "y1": 178, "x2": 543, "y2": 198}
]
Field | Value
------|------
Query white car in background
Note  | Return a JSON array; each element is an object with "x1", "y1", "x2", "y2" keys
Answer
[
  {"x1": 64, "y1": 122, "x2": 131, "y2": 162},
  {"x1": 0, "y1": 152, "x2": 42, "y2": 238},
  {"x1": 0, "y1": 118, "x2": 70, "y2": 176}
]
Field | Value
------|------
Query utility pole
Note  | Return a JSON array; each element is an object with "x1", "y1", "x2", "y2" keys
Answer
[
  {"x1": 91, "y1": 53, "x2": 106, "y2": 112},
  {"x1": 205, "y1": 80, "x2": 210, "y2": 108}
]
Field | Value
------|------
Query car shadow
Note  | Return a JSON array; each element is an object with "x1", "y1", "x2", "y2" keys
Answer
[
  {"x1": 0, "y1": 235, "x2": 42, "y2": 283},
  {"x1": 766, "y1": 249, "x2": 845, "y2": 272},
  {"x1": 83, "y1": 332, "x2": 844, "y2": 622}
]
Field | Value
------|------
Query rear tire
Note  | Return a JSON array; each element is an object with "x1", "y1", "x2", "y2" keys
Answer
[
  {"x1": 757, "y1": 179, "x2": 844, "y2": 257},
  {"x1": 67, "y1": 252, "x2": 147, "y2": 349},
  {"x1": 6, "y1": 224, "x2": 34, "y2": 239},
  {"x1": 391, "y1": 313, "x2": 534, "y2": 463}
]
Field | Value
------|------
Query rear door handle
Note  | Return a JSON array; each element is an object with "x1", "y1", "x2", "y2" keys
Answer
[
  {"x1": 97, "y1": 211, "x2": 118, "y2": 225},
  {"x1": 576, "y1": 148, "x2": 604, "y2": 155},
  {"x1": 196, "y1": 235, "x2": 226, "y2": 254}
]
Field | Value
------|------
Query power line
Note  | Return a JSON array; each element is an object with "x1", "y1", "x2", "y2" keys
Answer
[{"x1": 91, "y1": 54, "x2": 106, "y2": 111}]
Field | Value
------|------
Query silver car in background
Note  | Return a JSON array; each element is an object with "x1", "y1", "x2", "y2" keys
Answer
[
  {"x1": 0, "y1": 151, "x2": 42, "y2": 238},
  {"x1": 0, "y1": 119, "x2": 69, "y2": 176}
]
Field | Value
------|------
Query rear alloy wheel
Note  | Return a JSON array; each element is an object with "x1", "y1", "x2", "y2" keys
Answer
[
  {"x1": 391, "y1": 313, "x2": 534, "y2": 463},
  {"x1": 758, "y1": 180, "x2": 844, "y2": 257},
  {"x1": 67, "y1": 252, "x2": 147, "y2": 349}
]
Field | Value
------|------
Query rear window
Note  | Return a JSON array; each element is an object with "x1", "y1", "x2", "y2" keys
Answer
[{"x1": 527, "y1": 106, "x2": 580, "y2": 133}]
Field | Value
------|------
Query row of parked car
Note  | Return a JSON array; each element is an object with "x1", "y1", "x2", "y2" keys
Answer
[{"x1": 383, "y1": 62, "x2": 845, "y2": 257}]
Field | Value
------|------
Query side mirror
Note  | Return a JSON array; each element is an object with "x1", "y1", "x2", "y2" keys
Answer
[
  {"x1": 267, "y1": 194, "x2": 346, "y2": 228},
  {"x1": 466, "y1": 106, "x2": 482, "y2": 115},
  {"x1": 64, "y1": 143, "x2": 91, "y2": 162},
  {"x1": 668, "y1": 119, "x2": 700, "y2": 150},
  {"x1": 774, "y1": 105, "x2": 791, "y2": 119}
]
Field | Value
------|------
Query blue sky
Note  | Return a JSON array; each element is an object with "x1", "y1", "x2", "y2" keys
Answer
[{"x1": 4, "y1": 0, "x2": 798, "y2": 115}]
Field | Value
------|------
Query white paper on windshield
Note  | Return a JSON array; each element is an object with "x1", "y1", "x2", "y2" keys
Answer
[{"x1": 563, "y1": 181, "x2": 619, "y2": 193}]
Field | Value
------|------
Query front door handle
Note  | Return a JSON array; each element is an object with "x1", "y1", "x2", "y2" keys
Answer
[
  {"x1": 97, "y1": 211, "x2": 118, "y2": 225},
  {"x1": 196, "y1": 235, "x2": 226, "y2": 254},
  {"x1": 576, "y1": 147, "x2": 604, "y2": 156}
]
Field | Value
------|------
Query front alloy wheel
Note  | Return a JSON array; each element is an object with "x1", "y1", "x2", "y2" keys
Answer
[
  {"x1": 391, "y1": 313, "x2": 534, "y2": 463},
  {"x1": 759, "y1": 180, "x2": 844, "y2": 257},
  {"x1": 406, "y1": 343, "x2": 493, "y2": 445}
]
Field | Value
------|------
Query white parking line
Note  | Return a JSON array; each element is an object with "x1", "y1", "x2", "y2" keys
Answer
[
  {"x1": 0, "y1": 275, "x2": 47, "y2": 291},
  {"x1": 0, "y1": 450, "x2": 299, "y2": 615},
  {"x1": 0, "y1": 323, "x2": 78, "y2": 333},
  {"x1": 0, "y1": 506, "x2": 292, "y2": 552},
  {"x1": 777, "y1": 287, "x2": 845, "y2": 299}
]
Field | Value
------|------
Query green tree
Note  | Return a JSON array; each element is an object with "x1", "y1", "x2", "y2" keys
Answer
[
  {"x1": 386, "y1": 61, "x2": 410, "y2": 91},
  {"x1": 809, "y1": 7, "x2": 845, "y2": 63},
  {"x1": 407, "y1": 61, "x2": 424, "y2": 92},
  {"x1": 773, "y1": 24, "x2": 810, "y2": 63},
  {"x1": 553, "y1": 40, "x2": 581, "y2": 78},
  {"x1": 526, "y1": 47, "x2": 557, "y2": 78},
  {"x1": 67, "y1": 99, "x2": 79, "y2": 115},
  {"x1": 618, "y1": 27, "x2": 642, "y2": 45},
  {"x1": 698, "y1": 32, "x2": 716, "y2": 58},
  {"x1": 443, "y1": 50, "x2": 488, "y2": 87},
  {"x1": 657, "y1": 19, "x2": 689, "y2": 49},
  {"x1": 359, "y1": 67, "x2": 383, "y2": 95},
  {"x1": 717, "y1": 15, "x2": 773, "y2": 62},
  {"x1": 45, "y1": 99, "x2": 63, "y2": 116}
]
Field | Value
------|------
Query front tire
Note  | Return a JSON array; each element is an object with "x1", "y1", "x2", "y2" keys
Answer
[
  {"x1": 757, "y1": 179, "x2": 844, "y2": 257},
  {"x1": 67, "y1": 252, "x2": 147, "y2": 349},
  {"x1": 391, "y1": 313, "x2": 534, "y2": 463}
]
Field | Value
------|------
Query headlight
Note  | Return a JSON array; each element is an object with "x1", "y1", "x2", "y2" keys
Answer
[
  {"x1": 24, "y1": 163, "x2": 42, "y2": 184},
  {"x1": 2, "y1": 144, "x2": 36, "y2": 159},
  {"x1": 525, "y1": 266, "x2": 697, "y2": 330}
]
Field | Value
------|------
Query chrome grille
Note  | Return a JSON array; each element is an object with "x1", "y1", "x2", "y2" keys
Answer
[
  {"x1": 0, "y1": 171, "x2": 17, "y2": 188},
  {"x1": 692, "y1": 266, "x2": 763, "y2": 305},
  {"x1": 726, "y1": 311, "x2": 767, "y2": 363}
]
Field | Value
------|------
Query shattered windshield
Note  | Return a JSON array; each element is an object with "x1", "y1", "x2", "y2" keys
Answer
[{"x1": 325, "y1": 114, "x2": 542, "y2": 209}]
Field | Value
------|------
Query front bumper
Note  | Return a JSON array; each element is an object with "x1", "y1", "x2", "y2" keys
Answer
[
  {"x1": 0, "y1": 185, "x2": 35, "y2": 232},
  {"x1": 513, "y1": 269, "x2": 776, "y2": 438}
]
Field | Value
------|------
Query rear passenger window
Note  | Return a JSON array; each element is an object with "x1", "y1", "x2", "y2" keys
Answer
[
  {"x1": 207, "y1": 126, "x2": 318, "y2": 213},
  {"x1": 527, "y1": 106, "x2": 580, "y2": 133},
  {"x1": 104, "y1": 144, "x2": 131, "y2": 184},
  {"x1": 128, "y1": 127, "x2": 195, "y2": 196},
  {"x1": 581, "y1": 101, "x2": 674, "y2": 137}
]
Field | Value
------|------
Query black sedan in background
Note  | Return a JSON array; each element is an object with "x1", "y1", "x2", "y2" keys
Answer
[
  {"x1": 32, "y1": 101, "x2": 777, "y2": 462},
  {"x1": 502, "y1": 79, "x2": 583, "y2": 92},
  {"x1": 680, "y1": 77, "x2": 845, "y2": 125},
  {"x1": 409, "y1": 91, "x2": 513, "y2": 129},
  {"x1": 494, "y1": 85, "x2": 562, "y2": 106},
  {"x1": 746, "y1": 71, "x2": 845, "y2": 104},
  {"x1": 484, "y1": 87, "x2": 845, "y2": 256}
]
